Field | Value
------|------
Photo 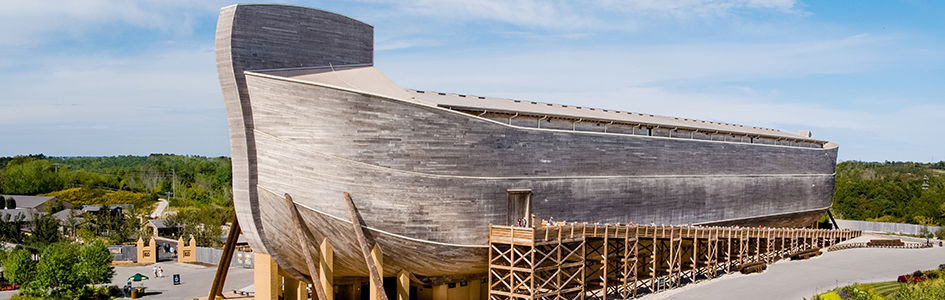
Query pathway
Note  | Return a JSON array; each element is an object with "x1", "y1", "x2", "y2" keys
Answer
[{"x1": 642, "y1": 236, "x2": 945, "y2": 300}]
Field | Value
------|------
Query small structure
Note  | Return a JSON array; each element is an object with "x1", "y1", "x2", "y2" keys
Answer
[
  {"x1": 146, "y1": 219, "x2": 180, "y2": 237},
  {"x1": 178, "y1": 235, "x2": 198, "y2": 263},
  {"x1": 136, "y1": 237, "x2": 157, "y2": 265},
  {"x1": 82, "y1": 204, "x2": 133, "y2": 215}
]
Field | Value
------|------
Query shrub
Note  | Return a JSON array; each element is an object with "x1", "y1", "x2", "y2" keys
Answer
[
  {"x1": 936, "y1": 228, "x2": 945, "y2": 241},
  {"x1": 898, "y1": 274, "x2": 929, "y2": 284},
  {"x1": 73, "y1": 240, "x2": 114, "y2": 284},
  {"x1": 836, "y1": 284, "x2": 878, "y2": 300},
  {"x1": 894, "y1": 279, "x2": 945, "y2": 299},
  {"x1": 23, "y1": 243, "x2": 81, "y2": 297},
  {"x1": 2, "y1": 248, "x2": 35, "y2": 286}
]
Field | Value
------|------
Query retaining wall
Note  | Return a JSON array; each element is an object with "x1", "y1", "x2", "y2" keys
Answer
[
  {"x1": 194, "y1": 247, "x2": 254, "y2": 268},
  {"x1": 836, "y1": 220, "x2": 940, "y2": 235}
]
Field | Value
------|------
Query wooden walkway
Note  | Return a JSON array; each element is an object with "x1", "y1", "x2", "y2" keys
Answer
[{"x1": 488, "y1": 224, "x2": 861, "y2": 300}]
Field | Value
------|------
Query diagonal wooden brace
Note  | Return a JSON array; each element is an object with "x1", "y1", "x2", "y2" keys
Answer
[
  {"x1": 345, "y1": 192, "x2": 389, "y2": 300},
  {"x1": 284, "y1": 193, "x2": 330, "y2": 300}
]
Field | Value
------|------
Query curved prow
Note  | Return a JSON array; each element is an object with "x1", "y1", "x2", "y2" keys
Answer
[{"x1": 215, "y1": 4, "x2": 374, "y2": 255}]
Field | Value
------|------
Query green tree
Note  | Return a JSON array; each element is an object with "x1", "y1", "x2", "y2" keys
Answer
[
  {"x1": 5, "y1": 197, "x2": 14, "y2": 209},
  {"x1": 0, "y1": 213, "x2": 25, "y2": 243},
  {"x1": 27, "y1": 211, "x2": 61, "y2": 248},
  {"x1": 3, "y1": 248, "x2": 35, "y2": 286},
  {"x1": 0, "y1": 158, "x2": 63, "y2": 195},
  {"x1": 74, "y1": 240, "x2": 114, "y2": 284},
  {"x1": 166, "y1": 206, "x2": 233, "y2": 247},
  {"x1": 25, "y1": 243, "x2": 80, "y2": 297}
]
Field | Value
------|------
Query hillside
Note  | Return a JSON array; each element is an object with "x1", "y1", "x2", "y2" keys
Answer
[{"x1": 833, "y1": 161, "x2": 945, "y2": 225}]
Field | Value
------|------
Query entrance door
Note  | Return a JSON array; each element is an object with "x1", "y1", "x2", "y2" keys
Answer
[{"x1": 507, "y1": 189, "x2": 532, "y2": 226}]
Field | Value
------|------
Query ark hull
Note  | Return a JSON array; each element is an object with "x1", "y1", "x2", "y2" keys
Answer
[{"x1": 216, "y1": 4, "x2": 839, "y2": 281}]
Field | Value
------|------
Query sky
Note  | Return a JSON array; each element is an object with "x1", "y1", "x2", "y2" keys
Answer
[{"x1": 0, "y1": 0, "x2": 942, "y2": 162}]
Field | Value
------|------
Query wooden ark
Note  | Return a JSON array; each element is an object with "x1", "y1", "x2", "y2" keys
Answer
[{"x1": 215, "y1": 4, "x2": 839, "y2": 284}]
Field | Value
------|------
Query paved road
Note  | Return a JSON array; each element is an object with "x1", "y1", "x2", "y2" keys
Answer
[
  {"x1": 112, "y1": 262, "x2": 254, "y2": 299},
  {"x1": 150, "y1": 198, "x2": 170, "y2": 218},
  {"x1": 0, "y1": 262, "x2": 253, "y2": 300},
  {"x1": 642, "y1": 238, "x2": 945, "y2": 300}
]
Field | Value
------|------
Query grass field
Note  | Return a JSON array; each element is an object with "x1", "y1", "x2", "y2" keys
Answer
[{"x1": 817, "y1": 281, "x2": 911, "y2": 299}]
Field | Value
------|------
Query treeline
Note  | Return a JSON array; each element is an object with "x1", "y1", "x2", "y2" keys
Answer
[
  {"x1": 833, "y1": 161, "x2": 945, "y2": 226},
  {"x1": 0, "y1": 154, "x2": 233, "y2": 207}
]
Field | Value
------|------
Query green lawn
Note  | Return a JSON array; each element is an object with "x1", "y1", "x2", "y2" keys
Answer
[
  {"x1": 816, "y1": 281, "x2": 911, "y2": 299},
  {"x1": 863, "y1": 281, "x2": 905, "y2": 298}
]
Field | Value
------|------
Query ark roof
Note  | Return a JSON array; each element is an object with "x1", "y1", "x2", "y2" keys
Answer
[{"x1": 254, "y1": 65, "x2": 820, "y2": 142}]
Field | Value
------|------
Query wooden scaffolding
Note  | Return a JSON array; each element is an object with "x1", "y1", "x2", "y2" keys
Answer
[{"x1": 488, "y1": 224, "x2": 861, "y2": 300}]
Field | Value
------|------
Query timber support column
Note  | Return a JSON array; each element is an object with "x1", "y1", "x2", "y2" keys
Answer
[
  {"x1": 432, "y1": 285, "x2": 448, "y2": 300},
  {"x1": 397, "y1": 271, "x2": 410, "y2": 300},
  {"x1": 254, "y1": 253, "x2": 280, "y2": 300},
  {"x1": 320, "y1": 239, "x2": 334, "y2": 300},
  {"x1": 371, "y1": 245, "x2": 384, "y2": 300},
  {"x1": 284, "y1": 276, "x2": 306, "y2": 300}
]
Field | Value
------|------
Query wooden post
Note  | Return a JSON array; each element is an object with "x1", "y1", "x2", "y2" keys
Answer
[
  {"x1": 433, "y1": 284, "x2": 448, "y2": 300},
  {"x1": 345, "y1": 192, "x2": 390, "y2": 300},
  {"x1": 254, "y1": 253, "x2": 281, "y2": 300},
  {"x1": 285, "y1": 276, "x2": 305, "y2": 300},
  {"x1": 208, "y1": 216, "x2": 241, "y2": 299},
  {"x1": 397, "y1": 271, "x2": 410, "y2": 300},
  {"x1": 320, "y1": 239, "x2": 335, "y2": 300},
  {"x1": 371, "y1": 245, "x2": 385, "y2": 300},
  {"x1": 284, "y1": 194, "x2": 331, "y2": 300}
]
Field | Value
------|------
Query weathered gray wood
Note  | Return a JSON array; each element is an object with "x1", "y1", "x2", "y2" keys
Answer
[
  {"x1": 284, "y1": 193, "x2": 330, "y2": 300},
  {"x1": 215, "y1": 3, "x2": 840, "y2": 283},
  {"x1": 345, "y1": 192, "x2": 388, "y2": 300},
  {"x1": 216, "y1": 4, "x2": 374, "y2": 257}
]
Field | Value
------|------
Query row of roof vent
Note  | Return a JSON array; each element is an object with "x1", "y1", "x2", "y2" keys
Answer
[{"x1": 411, "y1": 90, "x2": 783, "y2": 132}]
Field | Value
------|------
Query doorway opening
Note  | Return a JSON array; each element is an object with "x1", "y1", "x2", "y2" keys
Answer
[{"x1": 507, "y1": 189, "x2": 532, "y2": 226}]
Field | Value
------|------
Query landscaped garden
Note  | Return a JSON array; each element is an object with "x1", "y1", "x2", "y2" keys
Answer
[{"x1": 816, "y1": 266, "x2": 945, "y2": 299}]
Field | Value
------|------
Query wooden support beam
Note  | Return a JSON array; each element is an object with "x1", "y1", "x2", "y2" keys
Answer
[
  {"x1": 397, "y1": 271, "x2": 410, "y2": 300},
  {"x1": 284, "y1": 276, "x2": 306, "y2": 300},
  {"x1": 371, "y1": 245, "x2": 385, "y2": 300},
  {"x1": 254, "y1": 253, "x2": 281, "y2": 300},
  {"x1": 320, "y1": 239, "x2": 335, "y2": 300},
  {"x1": 345, "y1": 192, "x2": 390, "y2": 300},
  {"x1": 284, "y1": 194, "x2": 331, "y2": 300},
  {"x1": 208, "y1": 215, "x2": 241, "y2": 300}
]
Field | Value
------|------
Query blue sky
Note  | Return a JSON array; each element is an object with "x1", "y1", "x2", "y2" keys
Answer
[{"x1": 0, "y1": 0, "x2": 942, "y2": 162}]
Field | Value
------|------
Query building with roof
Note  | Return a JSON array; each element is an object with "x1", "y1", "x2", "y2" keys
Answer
[
  {"x1": 0, "y1": 195, "x2": 72, "y2": 212},
  {"x1": 145, "y1": 219, "x2": 180, "y2": 237},
  {"x1": 216, "y1": 4, "x2": 839, "y2": 282},
  {"x1": 80, "y1": 204, "x2": 133, "y2": 215}
]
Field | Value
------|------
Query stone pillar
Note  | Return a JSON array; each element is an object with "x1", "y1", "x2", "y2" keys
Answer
[
  {"x1": 177, "y1": 235, "x2": 197, "y2": 263},
  {"x1": 254, "y1": 253, "x2": 280, "y2": 300},
  {"x1": 320, "y1": 238, "x2": 334, "y2": 300},
  {"x1": 136, "y1": 237, "x2": 157, "y2": 265},
  {"x1": 370, "y1": 245, "x2": 384, "y2": 300},
  {"x1": 397, "y1": 271, "x2": 410, "y2": 300}
]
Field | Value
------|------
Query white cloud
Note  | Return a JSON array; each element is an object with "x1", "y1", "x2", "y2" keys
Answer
[
  {"x1": 381, "y1": 34, "x2": 887, "y2": 91},
  {"x1": 0, "y1": 0, "x2": 234, "y2": 46},
  {"x1": 601, "y1": 0, "x2": 805, "y2": 17},
  {"x1": 0, "y1": 44, "x2": 229, "y2": 156},
  {"x1": 361, "y1": 0, "x2": 804, "y2": 30}
]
